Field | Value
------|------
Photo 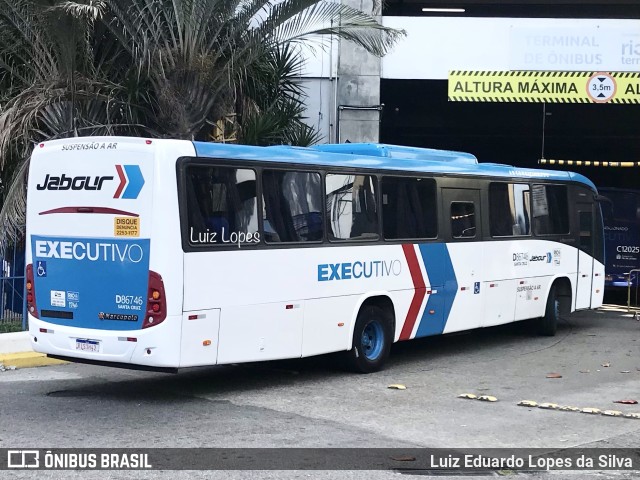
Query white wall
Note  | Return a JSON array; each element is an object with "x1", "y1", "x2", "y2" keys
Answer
[
  {"x1": 299, "y1": 78, "x2": 334, "y2": 143},
  {"x1": 381, "y1": 17, "x2": 640, "y2": 79},
  {"x1": 299, "y1": 16, "x2": 640, "y2": 143},
  {"x1": 295, "y1": 41, "x2": 338, "y2": 143}
]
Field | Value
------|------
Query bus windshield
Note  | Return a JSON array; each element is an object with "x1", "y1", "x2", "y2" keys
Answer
[{"x1": 600, "y1": 188, "x2": 640, "y2": 288}]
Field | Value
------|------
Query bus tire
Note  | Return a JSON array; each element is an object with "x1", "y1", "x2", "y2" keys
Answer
[
  {"x1": 346, "y1": 305, "x2": 392, "y2": 373},
  {"x1": 538, "y1": 285, "x2": 559, "y2": 336}
]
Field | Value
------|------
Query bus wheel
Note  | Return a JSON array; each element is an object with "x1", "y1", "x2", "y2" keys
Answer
[
  {"x1": 346, "y1": 305, "x2": 392, "y2": 373},
  {"x1": 538, "y1": 285, "x2": 559, "y2": 336}
]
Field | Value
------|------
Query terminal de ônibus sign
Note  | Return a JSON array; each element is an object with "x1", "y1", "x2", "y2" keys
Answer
[{"x1": 447, "y1": 71, "x2": 640, "y2": 103}]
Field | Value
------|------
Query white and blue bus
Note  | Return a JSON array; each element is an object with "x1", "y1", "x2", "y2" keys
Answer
[
  {"x1": 26, "y1": 137, "x2": 605, "y2": 373},
  {"x1": 600, "y1": 188, "x2": 640, "y2": 289}
]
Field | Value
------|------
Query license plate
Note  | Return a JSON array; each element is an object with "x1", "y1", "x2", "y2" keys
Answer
[{"x1": 75, "y1": 339, "x2": 100, "y2": 353}]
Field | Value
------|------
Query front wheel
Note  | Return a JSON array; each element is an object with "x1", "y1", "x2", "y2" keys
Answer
[
  {"x1": 346, "y1": 305, "x2": 392, "y2": 373},
  {"x1": 538, "y1": 285, "x2": 559, "y2": 336}
]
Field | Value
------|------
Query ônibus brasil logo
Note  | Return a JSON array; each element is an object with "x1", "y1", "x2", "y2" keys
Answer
[{"x1": 36, "y1": 165, "x2": 144, "y2": 199}]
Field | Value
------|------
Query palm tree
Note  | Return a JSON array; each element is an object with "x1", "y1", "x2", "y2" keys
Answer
[
  {"x1": 0, "y1": 0, "x2": 405, "y2": 243},
  {"x1": 102, "y1": 0, "x2": 403, "y2": 140},
  {"x1": 0, "y1": 0, "x2": 143, "y2": 241},
  {"x1": 239, "y1": 42, "x2": 323, "y2": 146}
]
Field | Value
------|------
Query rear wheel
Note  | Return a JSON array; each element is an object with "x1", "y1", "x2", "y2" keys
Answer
[
  {"x1": 538, "y1": 285, "x2": 559, "y2": 336},
  {"x1": 346, "y1": 305, "x2": 392, "y2": 373}
]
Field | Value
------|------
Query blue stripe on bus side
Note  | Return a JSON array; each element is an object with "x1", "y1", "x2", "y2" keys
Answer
[
  {"x1": 122, "y1": 165, "x2": 145, "y2": 199},
  {"x1": 415, "y1": 243, "x2": 458, "y2": 337}
]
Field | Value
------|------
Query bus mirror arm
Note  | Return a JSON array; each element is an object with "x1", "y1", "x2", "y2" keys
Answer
[{"x1": 594, "y1": 194, "x2": 612, "y2": 205}]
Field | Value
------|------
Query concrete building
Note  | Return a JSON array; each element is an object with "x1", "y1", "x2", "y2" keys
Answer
[{"x1": 301, "y1": 0, "x2": 640, "y2": 188}]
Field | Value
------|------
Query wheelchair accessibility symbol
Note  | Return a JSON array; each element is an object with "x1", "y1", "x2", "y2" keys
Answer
[{"x1": 36, "y1": 261, "x2": 47, "y2": 277}]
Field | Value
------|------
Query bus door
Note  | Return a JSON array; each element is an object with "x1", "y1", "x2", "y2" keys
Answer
[
  {"x1": 440, "y1": 188, "x2": 483, "y2": 332},
  {"x1": 576, "y1": 203, "x2": 595, "y2": 309}
]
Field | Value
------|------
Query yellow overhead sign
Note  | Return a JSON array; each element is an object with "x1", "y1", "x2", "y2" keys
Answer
[{"x1": 448, "y1": 71, "x2": 640, "y2": 103}]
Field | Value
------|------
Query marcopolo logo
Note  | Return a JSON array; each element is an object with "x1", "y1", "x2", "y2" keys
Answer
[
  {"x1": 35, "y1": 239, "x2": 144, "y2": 263},
  {"x1": 36, "y1": 165, "x2": 144, "y2": 199}
]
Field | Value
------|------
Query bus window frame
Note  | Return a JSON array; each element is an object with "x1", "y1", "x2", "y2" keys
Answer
[
  {"x1": 325, "y1": 171, "x2": 381, "y2": 243},
  {"x1": 177, "y1": 157, "x2": 599, "y2": 254},
  {"x1": 488, "y1": 181, "x2": 532, "y2": 239},
  {"x1": 380, "y1": 174, "x2": 439, "y2": 242},
  {"x1": 450, "y1": 201, "x2": 477, "y2": 239},
  {"x1": 531, "y1": 183, "x2": 571, "y2": 237},
  {"x1": 261, "y1": 167, "x2": 325, "y2": 246},
  {"x1": 179, "y1": 161, "x2": 261, "y2": 250}
]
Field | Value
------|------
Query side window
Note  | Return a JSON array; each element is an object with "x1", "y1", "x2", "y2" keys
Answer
[
  {"x1": 381, "y1": 176, "x2": 437, "y2": 239},
  {"x1": 262, "y1": 170, "x2": 323, "y2": 243},
  {"x1": 326, "y1": 174, "x2": 379, "y2": 241},
  {"x1": 451, "y1": 202, "x2": 476, "y2": 238},
  {"x1": 579, "y1": 211, "x2": 593, "y2": 256},
  {"x1": 489, "y1": 183, "x2": 531, "y2": 237},
  {"x1": 532, "y1": 184, "x2": 569, "y2": 235},
  {"x1": 186, "y1": 166, "x2": 259, "y2": 246}
]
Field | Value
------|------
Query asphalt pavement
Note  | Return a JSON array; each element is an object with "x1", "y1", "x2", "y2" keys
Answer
[{"x1": 1, "y1": 303, "x2": 639, "y2": 480}]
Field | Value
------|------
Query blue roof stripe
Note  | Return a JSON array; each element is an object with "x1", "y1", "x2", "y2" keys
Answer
[
  {"x1": 310, "y1": 143, "x2": 478, "y2": 164},
  {"x1": 192, "y1": 142, "x2": 596, "y2": 190}
]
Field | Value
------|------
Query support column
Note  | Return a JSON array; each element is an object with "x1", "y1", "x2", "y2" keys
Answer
[{"x1": 336, "y1": 0, "x2": 382, "y2": 143}]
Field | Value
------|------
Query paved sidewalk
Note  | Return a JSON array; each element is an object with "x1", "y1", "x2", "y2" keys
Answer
[{"x1": 0, "y1": 330, "x2": 66, "y2": 368}]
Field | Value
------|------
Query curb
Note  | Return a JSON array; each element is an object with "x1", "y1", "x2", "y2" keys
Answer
[
  {"x1": 0, "y1": 351, "x2": 67, "y2": 369},
  {"x1": 0, "y1": 331, "x2": 32, "y2": 354},
  {"x1": 0, "y1": 331, "x2": 67, "y2": 368}
]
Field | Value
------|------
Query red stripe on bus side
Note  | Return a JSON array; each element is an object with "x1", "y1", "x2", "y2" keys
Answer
[
  {"x1": 400, "y1": 244, "x2": 426, "y2": 341},
  {"x1": 39, "y1": 207, "x2": 139, "y2": 216}
]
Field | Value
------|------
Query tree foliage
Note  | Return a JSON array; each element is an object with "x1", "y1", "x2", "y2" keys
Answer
[{"x1": 0, "y1": 0, "x2": 404, "y2": 241}]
